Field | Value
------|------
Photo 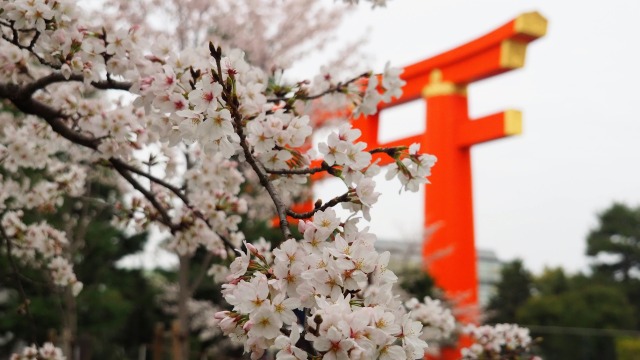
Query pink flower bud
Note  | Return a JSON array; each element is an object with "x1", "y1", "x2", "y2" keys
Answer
[
  {"x1": 243, "y1": 321, "x2": 253, "y2": 332},
  {"x1": 297, "y1": 220, "x2": 308, "y2": 233},
  {"x1": 214, "y1": 311, "x2": 229, "y2": 320},
  {"x1": 246, "y1": 242, "x2": 258, "y2": 256}
]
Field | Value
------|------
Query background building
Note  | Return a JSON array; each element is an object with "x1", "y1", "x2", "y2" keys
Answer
[{"x1": 376, "y1": 240, "x2": 502, "y2": 308}]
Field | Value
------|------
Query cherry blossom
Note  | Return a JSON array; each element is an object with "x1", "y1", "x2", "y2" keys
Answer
[
  {"x1": 462, "y1": 324, "x2": 540, "y2": 360},
  {"x1": 10, "y1": 342, "x2": 66, "y2": 360},
  {"x1": 0, "y1": 1, "x2": 534, "y2": 359}
]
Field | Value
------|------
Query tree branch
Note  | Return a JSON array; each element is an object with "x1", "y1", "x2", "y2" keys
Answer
[
  {"x1": 20, "y1": 72, "x2": 132, "y2": 96},
  {"x1": 240, "y1": 141, "x2": 293, "y2": 239},
  {"x1": 0, "y1": 82, "x2": 100, "y2": 149},
  {"x1": 286, "y1": 192, "x2": 351, "y2": 219},
  {"x1": 266, "y1": 71, "x2": 371, "y2": 103},
  {"x1": 111, "y1": 160, "x2": 175, "y2": 230},
  {"x1": 110, "y1": 158, "x2": 188, "y2": 204},
  {"x1": 264, "y1": 161, "x2": 330, "y2": 176}
]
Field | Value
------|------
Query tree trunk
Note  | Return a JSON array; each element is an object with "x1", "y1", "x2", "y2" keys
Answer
[
  {"x1": 177, "y1": 255, "x2": 191, "y2": 360},
  {"x1": 62, "y1": 274, "x2": 78, "y2": 358}
]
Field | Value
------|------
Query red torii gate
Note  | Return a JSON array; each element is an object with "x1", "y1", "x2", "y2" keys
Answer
[
  {"x1": 289, "y1": 10, "x2": 546, "y2": 358},
  {"x1": 351, "y1": 10, "x2": 547, "y2": 355}
]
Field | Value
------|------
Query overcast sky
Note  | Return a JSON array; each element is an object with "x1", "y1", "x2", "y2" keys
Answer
[{"x1": 295, "y1": 0, "x2": 640, "y2": 274}]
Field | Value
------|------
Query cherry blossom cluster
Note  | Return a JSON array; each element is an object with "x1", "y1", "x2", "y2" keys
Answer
[
  {"x1": 214, "y1": 212, "x2": 432, "y2": 359},
  {"x1": 386, "y1": 143, "x2": 437, "y2": 193},
  {"x1": 404, "y1": 296, "x2": 456, "y2": 343},
  {"x1": 165, "y1": 152, "x2": 248, "y2": 256},
  {"x1": 0, "y1": 113, "x2": 88, "y2": 212},
  {"x1": 1, "y1": 210, "x2": 83, "y2": 296},
  {"x1": 10, "y1": 342, "x2": 66, "y2": 360},
  {"x1": 461, "y1": 324, "x2": 541, "y2": 360}
]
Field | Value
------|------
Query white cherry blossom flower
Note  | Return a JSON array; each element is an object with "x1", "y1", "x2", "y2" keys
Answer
[
  {"x1": 275, "y1": 324, "x2": 307, "y2": 360},
  {"x1": 249, "y1": 306, "x2": 283, "y2": 339}
]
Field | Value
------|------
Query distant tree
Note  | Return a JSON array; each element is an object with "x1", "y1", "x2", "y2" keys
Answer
[
  {"x1": 534, "y1": 267, "x2": 570, "y2": 296},
  {"x1": 398, "y1": 267, "x2": 436, "y2": 301},
  {"x1": 485, "y1": 259, "x2": 532, "y2": 324},
  {"x1": 587, "y1": 203, "x2": 640, "y2": 282},
  {"x1": 516, "y1": 271, "x2": 635, "y2": 360},
  {"x1": 587, "y1": 203, "x2": 640, "y2": 330}
]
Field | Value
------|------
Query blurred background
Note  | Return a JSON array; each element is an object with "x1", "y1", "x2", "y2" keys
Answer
[{"x1": 2, "y1": 0, "x2": 640, "y2": 359}]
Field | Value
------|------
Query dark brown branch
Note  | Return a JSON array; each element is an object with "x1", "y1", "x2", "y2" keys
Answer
[
  {"x1": 21, "y1": 72, "x2": 132, "y2": 96},
  {"x1": 264, "y1": 161, "x2": 332, "y2": 176},
  {"x1": 264, "y1": 166, "x2": 324, "y2": 175},
  {"x1": 232, "y1": 103, "x2": 293, "y2": 238},
  {"x1": 111, "y1": 160, "x2": 175, "y2": 230},
  {"x1": 266, "y1": 71, "x2": 371, "y2": 103},
  {"x1": 27, "y1": 30, "x2": 40, "y2": 50},
  {"x1": 1, "y1": 29, "x2": 56, "y2": 68},
  {"x1": 0, "y1": 82, "x2": 100, "y2": 149},
  {"x1": 0, "y1": 64, "x2": 239, "y2": 258},
  {"x1": 107, "y1": 160, "x2": 236, "y2": 254},
  {"x1": 238, "y1": 134, "x2": 292, "y2": 239},
  {"x1": 110, "y1": 159, "x2": 188, "y2": 204},
  {"x1": 369, "y1": 146, "x2": 407, "y2": 157},
  {"x1": 0, "y1": 91, "x2": 235, "y2": 255},
  {"x1": 207, "y1": 47, "x2": 294, "y2": 240},
  {"x1": 286, "y1": 192, "x2": 351, "y2": 219}
]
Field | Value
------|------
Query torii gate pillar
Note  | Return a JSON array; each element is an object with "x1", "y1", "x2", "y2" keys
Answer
[{"x1": 352, "y1": 11, "x2": 547, "y2": 357}]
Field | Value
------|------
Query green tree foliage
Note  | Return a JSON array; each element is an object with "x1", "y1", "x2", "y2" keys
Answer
[
  {"x1": 397, "y1": 266, "x2": 435, "y2": 300},
  {"x1": 516, "y1": 272, "x2": 635, "y2": 360},
  {"x1": 587, "y1": 203, "x2": 640, "y2": 330},
  {"x1": 616, "y1": 337, "x2": 640, "y2": 360},
  {"x1": 484, "y1": 202, "x2": 640, "y2": 360},
  {"x1": 0, "y1": 178, "x2": 161, "y2": 359},
  {"x1": 587, "y1": 203, "x2": 640, "y2": 282},
  {"x1": 533, "y1": 267, "x2": 570, "y2": 296},
  {"x1": 486, "y1": 259, "x2": 532, "y2": 324}
]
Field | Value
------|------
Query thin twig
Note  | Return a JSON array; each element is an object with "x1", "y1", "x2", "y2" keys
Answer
[
  {"x1": 110, "y1": 159, "x2": 188, "y2": 204},
  {"x1": 286, "y1": 192, "x2": 351, "y2": 219},
  {"x1": 111, "y1": 160, "x2": 175, "y2": 229},
  {"x1": 264, "y1": 162, "x2": 328, "y2": 176},
  {"x1": 238, "y1": 133, "x2": 292, "y2": 239},
  {"x1": 266, "y1": 71, "x2": 371, "y2": 103},
  {"x1": 1, "y1": 27, "x2": 56, "y2": 68},
  {"x1": 369, "y1": 146, "x2": 406, "y2": 157},
  {"x1": 209, "y1": 48, "x2": 294, "y2": 240}
]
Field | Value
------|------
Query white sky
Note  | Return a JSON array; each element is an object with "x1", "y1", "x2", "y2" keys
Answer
[{"x1": 293, "y1": 0, "x2": 640, "y2": 274}]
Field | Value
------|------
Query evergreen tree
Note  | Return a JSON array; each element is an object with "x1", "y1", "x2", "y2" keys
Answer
[
  {"x1": 486, "y1": 259, "x2": 532, "y2": 324},
  {"x1": 516, "y1": 274, "x2": 635, "y2": 360},
  {"x1": 587, "y1": 203, "x2": 640, "y2": 282},
  {"x1": 587, "y1": 202, "x2": 640, "y2": 330}
]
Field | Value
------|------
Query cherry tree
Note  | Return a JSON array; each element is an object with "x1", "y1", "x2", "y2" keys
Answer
[
  {"x1": 103, "y1": 0, "x2": 359, "y2": 70},
  {"x1": 96, "y1": 0, "x2": 377, "y2": 356},
  {"x1": 0, "y1": 0, "x2": 538, "y2": 359}
]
